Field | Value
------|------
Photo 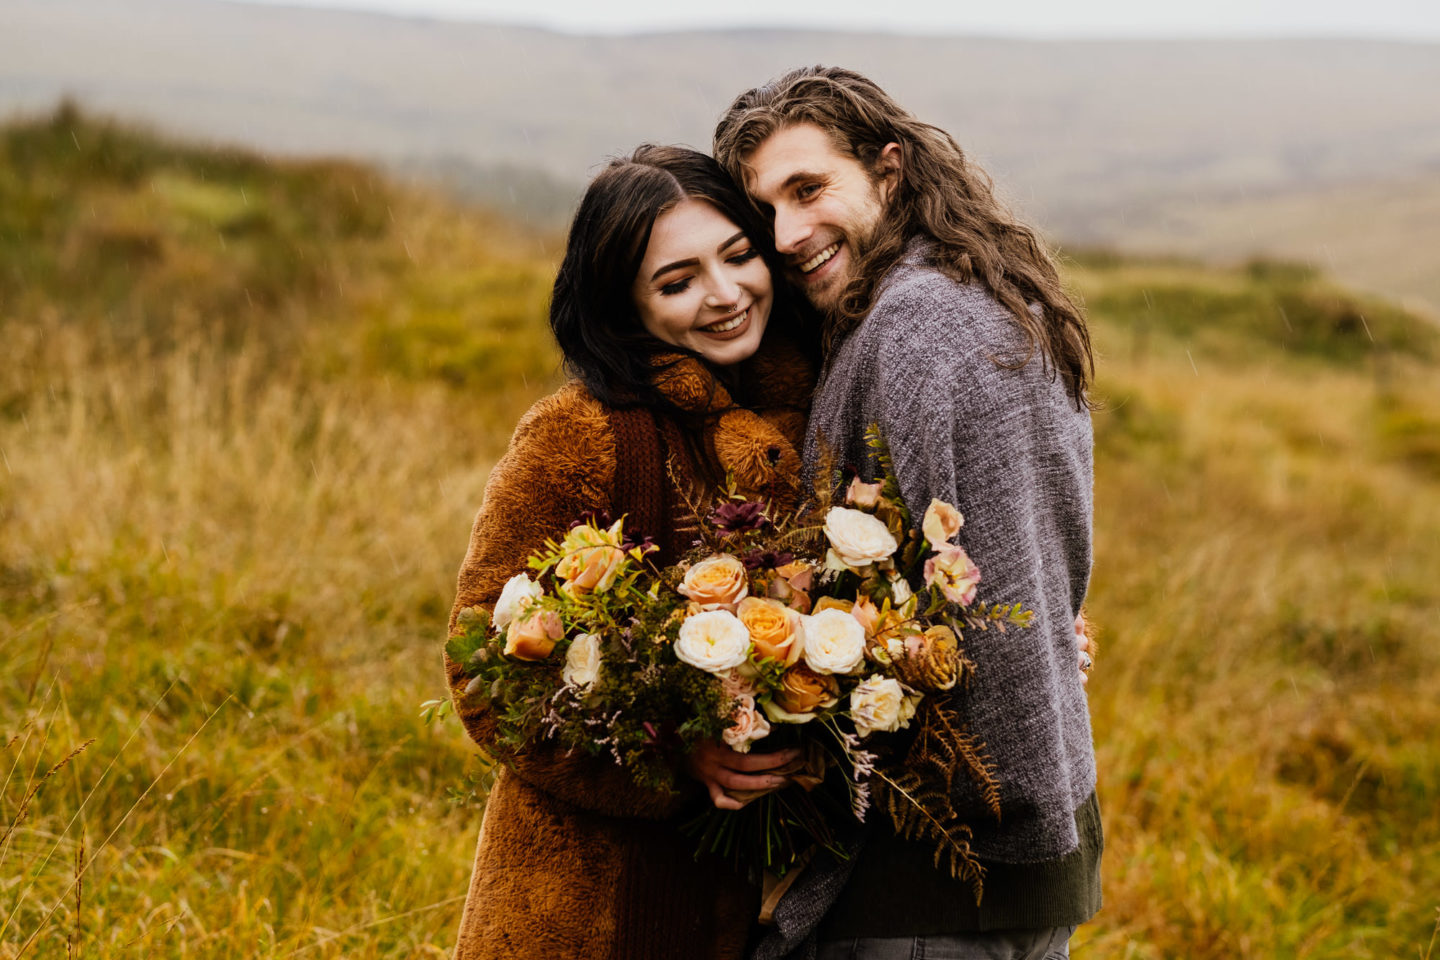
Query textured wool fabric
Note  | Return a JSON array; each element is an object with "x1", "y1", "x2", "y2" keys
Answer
[
  {"x1": 445, "y1": 338, "x2": 815, "y2": 960},
  {"x1": 803, "y1": 245, "x2": 1097, "y2": 861},
  {"x1": 776, "y1": 242, "x2": 1102, "y2": 946}
]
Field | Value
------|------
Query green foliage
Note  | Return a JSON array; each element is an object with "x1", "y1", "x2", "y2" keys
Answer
[{"x1": 1085, "y1": 256, "x2": 1439, "y2": 364}]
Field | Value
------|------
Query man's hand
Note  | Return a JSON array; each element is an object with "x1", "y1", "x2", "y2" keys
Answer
[
  {"x1": 687, "y1": 740, "x2": 801, "y2": 811},
  {"x1": 1076, "y1": 611, "x2": 1097, "y2": 686}
]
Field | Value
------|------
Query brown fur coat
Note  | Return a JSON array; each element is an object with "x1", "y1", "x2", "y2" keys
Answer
[{"x1": 445, "y1": 341, "x2": 813, "y2": 960}]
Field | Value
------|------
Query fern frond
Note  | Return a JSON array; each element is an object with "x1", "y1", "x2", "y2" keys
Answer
[{"x1": 873, "y1": 767, "x2": 985, "y2": 901}]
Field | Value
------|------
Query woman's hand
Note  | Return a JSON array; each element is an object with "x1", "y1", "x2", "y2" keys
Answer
[{"x1": 686, "y1": 740, "x2": 801, "y2": 811}]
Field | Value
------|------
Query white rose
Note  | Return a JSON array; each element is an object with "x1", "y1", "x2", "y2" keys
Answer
[
  {"x1": 721, "y1": 694, "x2": 772, "y2": 753},
  {"x1": 801, "y1": 609, "x2": 866, "y2": 675},
  {"x1": 849, "y1": 675, "x2": 919, "y2": 738},
  {"x1": 493, "y1": 572, "x2": 543, "y2": 630},
  {"x1": 562, "y1": 633, "x2": 602, "y2": 689},
  {"x1": 675, "y1": 610, "x2": 752, "y2": 675},
  {"x1": 823, "y1": 507, "x2": 899, "y2": 569}
]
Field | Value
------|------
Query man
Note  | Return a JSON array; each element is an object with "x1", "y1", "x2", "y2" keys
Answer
[{"x1": 712, "y1": 66, "x2": 1102, "y2": 959}]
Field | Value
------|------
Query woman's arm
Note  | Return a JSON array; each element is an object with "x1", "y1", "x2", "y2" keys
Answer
[{"x1": 443, "y1": 383, "x2": 700, "y2": 820}]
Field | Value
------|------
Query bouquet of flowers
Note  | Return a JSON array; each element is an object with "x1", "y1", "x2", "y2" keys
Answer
[{"x1": 446, "y1": 430, "x2": 1031, "y2": 890}]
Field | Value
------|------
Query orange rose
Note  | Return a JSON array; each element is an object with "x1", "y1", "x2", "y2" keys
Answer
[
  {"x1": 504, "y1": 609, "x2": 563, "y2": 661},
  {"x1": 738, "y1": 597, "x2": 803, "y2": 667},
  {"x1": 772, "y1": 664, "x2": 841, "y2": 717},
  {"x1": 678, "y1": 554, "x2": 749, "y2": 610}
]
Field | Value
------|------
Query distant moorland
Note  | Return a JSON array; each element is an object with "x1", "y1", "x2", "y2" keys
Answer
[
  {"x1": 4, "y1": 0, "x2": 1440, "y2": 316},
  {"x1": 2, "y1": 108, "x2": 1438, "y2": 959}
]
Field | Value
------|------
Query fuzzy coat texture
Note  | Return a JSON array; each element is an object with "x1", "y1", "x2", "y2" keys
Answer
[{"x1": 445, "y1": 340, "x2": 814, "y2": 960}]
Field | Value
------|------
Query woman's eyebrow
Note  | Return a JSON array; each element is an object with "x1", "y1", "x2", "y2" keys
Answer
[{"x1": 651, "y1": 232, "x2": 749, "y2": 281}]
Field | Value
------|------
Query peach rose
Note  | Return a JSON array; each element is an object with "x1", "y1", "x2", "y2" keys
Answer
[
  {"x1": 845, "y1": 477, "x2": 885, "y2": 509},
  {"x1": 852, "y1": 595, "x2": 905, "y2": 648},
  {"x1": 555, "y1": 524, "x2": 626, "y2": 594},
  {"x1": 504, "y1": 609, "x2": 563, "y2": 661},
  {"x1": 767, "y1": 664, "x2": 841, "y2": 721},
  {"x1": 722, "y1": 694, "x2": 772, "y2": 753},
  {"x1": 924, "y1": 544, "x2": 981, "y2": 606},
  {"x1": 737, "y1": 597, "x2": 805, "y2": 667},
  {"x1": 921, "y1": 499, "x2": 964, "y2": 547},
  {"x1": 812, "y1": 596, "x2": 855, "y2": 615},
  {"x1": 678, "y1": 554, "x2": 749, "y2": 610}
]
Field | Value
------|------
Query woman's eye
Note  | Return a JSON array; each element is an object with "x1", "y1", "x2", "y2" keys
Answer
[
  {"x1": 659, "y1": 278, "x2": 691, "y2": 296},
  {"x1": 727, "y1": 248, "x2": 760, "y2": 266}
]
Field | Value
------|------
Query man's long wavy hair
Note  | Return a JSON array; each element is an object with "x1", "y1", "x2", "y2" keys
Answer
[{"x1": 714, "y1": 65, "x2": 1094, "y2": 407}]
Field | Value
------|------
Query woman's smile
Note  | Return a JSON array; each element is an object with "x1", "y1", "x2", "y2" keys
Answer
[{"x1": 632, "y1": 197, "x2": 773, "y2": 367}]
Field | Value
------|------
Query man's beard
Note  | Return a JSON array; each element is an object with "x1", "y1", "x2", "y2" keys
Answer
[{"x1": 803, "y1": 223, "x2": 878, "y2": 320}]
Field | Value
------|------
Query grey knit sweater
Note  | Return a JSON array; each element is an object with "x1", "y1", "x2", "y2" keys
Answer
[
  {"x1": 756, "y1": 243, "x2": 1100, "y2": 953},
  {"x1": 805, "y1": 243, "x2": 1097, "y2": 860}
]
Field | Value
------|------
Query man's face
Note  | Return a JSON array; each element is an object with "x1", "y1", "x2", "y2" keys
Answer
[{"x1": 743, "y1": 122, "x2": 894, "y2": 315}]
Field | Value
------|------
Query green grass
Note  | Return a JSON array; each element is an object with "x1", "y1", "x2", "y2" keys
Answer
[{"x1": 3, "y1": 106, "x2": 1439, "y2": 958}]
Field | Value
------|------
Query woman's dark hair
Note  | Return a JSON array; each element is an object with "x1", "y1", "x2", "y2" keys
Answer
[{"x1": 549, "y1": 144, "x2": 811, "y2": 409}]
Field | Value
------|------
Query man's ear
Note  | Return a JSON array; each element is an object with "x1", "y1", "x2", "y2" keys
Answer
[{"x1": 876, "y1": 142, "x2": 902, "y2": 203}]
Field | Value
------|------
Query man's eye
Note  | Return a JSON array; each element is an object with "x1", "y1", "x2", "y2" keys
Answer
[
  {"x1": 660, "y1": 278, "x2": 691, "y2": 296},
  {"x1": 797, "y1": 183, "x2": 821, "y2": 200}
]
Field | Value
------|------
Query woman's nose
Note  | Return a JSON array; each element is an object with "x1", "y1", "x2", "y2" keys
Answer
[{"x1": 704, "y1": 276, "x2": 742, "y2": 308}]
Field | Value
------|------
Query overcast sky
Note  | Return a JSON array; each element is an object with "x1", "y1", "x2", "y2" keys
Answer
[{"x1": 230, "y1": 0, "x2": 1440, "y2": 38}]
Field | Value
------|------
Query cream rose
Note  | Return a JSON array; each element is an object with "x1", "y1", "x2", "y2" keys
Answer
[
  {"x1": 823, "y1": 507, "x2": 899, "y2": 569},
  {"x1": 921, "y1": 499, "x2": 964, "y2": 546},
  {"x1": 721, "y1": 694, "x2": 772, "y2": 753},
  {"x1": 801, "y1": 608, "x2": 867, "y2": 675},
  {"x1": 924, "y1": 544, "x2": 981, "y2": 606},
  {"x1": 849, "y1": 675, "x2": 919, "y2": 738},
  {"x1": 675, "y1": 610, "x2": 752, "y2": 674},
  {"x1": 737, "y1": 597, "x2": 805, "y2": 667},
  {"x1": 504, "y1": 609, "x2": 563, "y2": 661},
  {"x1": 562, "y1": 632, "x2": 602, "y2": 689},
  {"x1": 492, "y1": 572, "x2": 543, "y2": 631},
  {"x1": 765, "y1": 665, "x2": 841, "y2": 722},
  {"x1": 677, "y1": 554, "x2": 750, "y2": 610}
]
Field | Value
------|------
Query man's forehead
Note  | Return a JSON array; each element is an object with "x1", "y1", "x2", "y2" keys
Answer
[{"x1": 742, "y1": 123, "x2": 847, "y2": 199}]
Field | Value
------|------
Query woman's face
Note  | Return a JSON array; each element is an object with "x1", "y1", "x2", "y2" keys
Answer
[{"x1": 631, "y1": 198, "x2": 772, "y2": 367}]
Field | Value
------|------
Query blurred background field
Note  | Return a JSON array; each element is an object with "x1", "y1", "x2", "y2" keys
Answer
[{"x1": 2, "y1": 101, "x2": 1438, "y2": 960}]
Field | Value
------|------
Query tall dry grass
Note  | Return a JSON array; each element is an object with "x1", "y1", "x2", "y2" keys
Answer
[{"x1": 3, "y1": 109, "x2": 1438, "y2": 957}]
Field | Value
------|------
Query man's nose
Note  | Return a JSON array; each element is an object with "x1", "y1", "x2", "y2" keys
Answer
[{"x1": 772, "y1": 206, "x2": 811, "y2": 256}]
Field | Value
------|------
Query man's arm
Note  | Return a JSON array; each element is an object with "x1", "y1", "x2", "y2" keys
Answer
[{"x1": 872, "y1": 279, "x2": 1094, "y2": 852}]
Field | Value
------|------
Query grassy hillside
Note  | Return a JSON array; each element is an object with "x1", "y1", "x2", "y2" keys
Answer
[{"x1": 3, "y1": 108, "x2": 1438, "y2": 959}]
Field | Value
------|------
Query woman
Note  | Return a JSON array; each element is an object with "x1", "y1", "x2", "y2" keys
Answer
[{"x1": 443, "y1": 145, "x2": 817, "y2": 960}]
